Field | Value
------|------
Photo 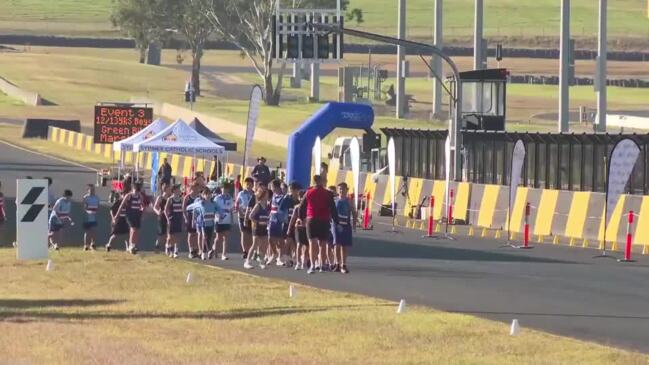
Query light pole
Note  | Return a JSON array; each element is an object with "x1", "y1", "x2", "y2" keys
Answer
[
  {"x1": 396, "y1": 0, "x2": 406, "y2": 119},
  {"x1": 559, "y1": 0, "x2": 571, "y2": 132},
  {"x1": 473, "y1": 0, "x2": 484, "y2": 70},
  {"x1": 432, "y1": 0, "x2": 443, "y2": 118},
  {"x1": 595, "y1": 0, "x2": 607, "y2": 132}
]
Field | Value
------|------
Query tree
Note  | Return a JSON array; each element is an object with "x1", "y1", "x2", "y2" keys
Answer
[
  {"x1": 172, "y1": 2, "x2": 216, "y2": 96},
  {"x1": 111, "y1": 0, "x2": 172, "y2": 63},
  {"x1": 196, "y1": 0, "x2": 361, "y2": 106}
]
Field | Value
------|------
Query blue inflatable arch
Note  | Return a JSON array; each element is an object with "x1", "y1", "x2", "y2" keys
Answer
[{"x1": 286, "y1": 102, "x2": 374, "y2": 188}]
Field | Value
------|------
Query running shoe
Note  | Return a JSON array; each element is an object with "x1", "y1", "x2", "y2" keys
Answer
[
  {"x1": 243, "y1": 261, "x2": 254, "y2": 269},
  {"x1": 90, "y1": 244, "x2": 96, "y2": 251},
  {"x1": 242, "y1": 251, "x2": 248, "y2": 260},
  {"x1": 201, "y1": 252, "x2": 207, "y2": 261},
  {"x1": 207, "y1": 250, "x2": 215, "y2": 260},
  {"x1": 187, "y1": 252, "x2": 194, "y2": 259},
  {"x1": 130, "y1": 246, "x2": 138, "y2": 255},
  {"x1": 341, "y1": 265, "x2": 349, "y2": 274},
  {"x1": 53, "y1": 244, "x2": 59, "y2": 251},
  {"x1": 307, "y1": 266, "x2": 315, "y2": 274},
  {"x1": 259, "y1": 262, "x2": 266, "y2": 270},
  {"x1": 221, "y1": 255, "x2": 228, "y2": 261},
  {"x1": 276, "y1": 259, "x2": 285, "y2": 266},
  {"x1": 319, "y1": 266, "x2": 324, "y2": 273},
  {"x1": 172, "y1": 251, "x2": 179, "y2": 258},
  {"x1": 105, "y1": 244, "x2": 111, "y2": 252},
  {"x1": 83, "y1": 245, "x2": 89, "y2": 251},
  {"x1": 294, "y1": 263, "x2": 301, "y2": 271}
]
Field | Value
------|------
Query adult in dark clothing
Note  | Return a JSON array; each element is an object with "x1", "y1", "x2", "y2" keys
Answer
[
  {"x1": 251, "y1": 157, "x2": 271, "y2": 186},
  {"x1": 158, "y1": 158, "x2": 173, "y2": 186},
  {"x1": 298, "y1": 175, "x2": 338, "y2": 274},
  {"x1": 210, "y1": 155, "x2": 223, "y2": 182}
]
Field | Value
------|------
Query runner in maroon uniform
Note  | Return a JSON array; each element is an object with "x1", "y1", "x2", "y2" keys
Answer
[
  {"x1": 117, "y1": 182, "x2": 144, "y2": 254},
  {"x1": 183, "y1": 183, "x2": 201, "y2": 258}
]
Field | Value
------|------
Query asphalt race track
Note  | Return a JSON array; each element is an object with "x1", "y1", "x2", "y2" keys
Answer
[{"x1": 2, "y1": 140, "x2": 649, "y2": 353}]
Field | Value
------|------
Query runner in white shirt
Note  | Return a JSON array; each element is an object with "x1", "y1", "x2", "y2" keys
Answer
[
  {"x1": 214, "y1": 182, "x2": 235, "y2": 261},
  {"x1": 82, "y1": 184, "x2": 100, "y2": 251},
  {"x1": 235, "y1": 177, "x2": 255, "y2": 259},
  {"x1": 49, "y1": 190, "x2": 73, "y2": 250}
]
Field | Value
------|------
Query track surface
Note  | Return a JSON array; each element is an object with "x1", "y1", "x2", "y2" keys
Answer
[{"x1": 2, "y1": 141, "x2": 649, "y2": 353}]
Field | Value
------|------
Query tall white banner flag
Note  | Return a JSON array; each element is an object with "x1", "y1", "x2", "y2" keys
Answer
[
  {"x1": 606, "y1": 139, "x2": 640, "y2": 227},
  {"x1": 16, "y1": 179, "x2": 49, "y2": 260},
  {"x1": 388, "y1": 137, "x2": 396, "y2": 216},
  {"x1": 313, "y1": 136, "x2": 322, "y2": 175},
  {"x1": 242, "y1": 85, "x2": 263, "y2": 168},
  {"x1": 444, "y1": 136, "x2": 451, "y2": 219},
  {"x1": 508, "y1": 140, "x2": 526, "y2": 231},
  {"x1": 350, "y1": 137, "x2": 361, "y2": 212}
]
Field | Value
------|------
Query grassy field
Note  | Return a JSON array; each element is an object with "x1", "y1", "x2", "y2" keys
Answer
[
  {"x1": 0, "y1": 248, "x2": 647, "y2": 365},
  {"x1": 0, "y1": 0, "x2": 647, "y2": 46},
  {"x1": 1, "y1": 46, "x2": 647, "y2": 162}
]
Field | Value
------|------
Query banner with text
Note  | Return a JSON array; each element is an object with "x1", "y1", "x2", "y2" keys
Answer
[{"x1": 94, "y1": 105, "x2": 153, "y2": 144}]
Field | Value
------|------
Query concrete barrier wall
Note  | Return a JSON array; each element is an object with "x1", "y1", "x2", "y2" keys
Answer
[
  {"x1": 0, "y1": 76, "x2": 41, "y2": 106},
  {"x1": 48, "y1": 126, "x2": 649, "y2": 251}
]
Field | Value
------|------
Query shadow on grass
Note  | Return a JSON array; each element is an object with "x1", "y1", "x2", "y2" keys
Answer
[
  {"x1": 0, "y1": 299, "x2": 124, "y2": 308},
  {"x1": 0, "y1": 303, "x2": 392, "y2": 322}
]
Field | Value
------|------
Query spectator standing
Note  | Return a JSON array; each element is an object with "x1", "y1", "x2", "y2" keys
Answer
[{"x1": 251, "y1": 157, "x2": 271, "y2": 186}]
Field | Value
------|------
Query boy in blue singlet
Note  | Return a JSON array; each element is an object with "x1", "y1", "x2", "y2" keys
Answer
[
  {"x1": 82, "y1": 184, "x2": 100, "y2": 251},
  {"x1": 49, "y1": 190, "x2": 74, "y2": 251},
  {"x1": 235, "y1": 177, "x2": 255, "y2": 259},
  {"x1": 191, "y1": 188, "x2": 217, "y2": 261},
  {"x1": 332, "y1": 183, "x2": 356, "y2": 274},
  {"x1": 213, "y1": 182, "x2": 234, "y2": 261}
]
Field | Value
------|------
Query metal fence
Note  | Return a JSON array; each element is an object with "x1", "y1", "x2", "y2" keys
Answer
[{"x1": 381, "y1": 128, "x2": 649, "y2": 195}]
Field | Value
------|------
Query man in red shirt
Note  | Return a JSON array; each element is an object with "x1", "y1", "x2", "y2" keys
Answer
[{"x1": 298, "y1": 175, "x2": 338, "y2": 274}]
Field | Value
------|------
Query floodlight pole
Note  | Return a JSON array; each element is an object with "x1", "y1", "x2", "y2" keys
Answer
[
  {"x1": 559, "y1": 0, "x2": 570, "y2": 132},
  {"x1": 312, "y1": 24, "x2": 463, "y2": 181},
  {"x1": 432, "y1": 0, "x2": 443, "y2": 118},
  {"x1": 595, "y1": 0, "x2": 607, "y2": 132},
  {"x1": 396, "y1": 0, "x2": 406, "y2": 119},
  {"x1": 473, "y1": 0, "x2": 484, "y2": 70}
]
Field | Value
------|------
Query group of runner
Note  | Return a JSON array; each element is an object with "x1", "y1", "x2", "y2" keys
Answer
[{"x1": 22, "y1": 162, "x2": 357, "y2": 275}]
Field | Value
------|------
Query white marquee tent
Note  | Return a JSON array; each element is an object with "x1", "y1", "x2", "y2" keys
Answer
[
  {"x1": 133, "y1": 119, "x2": 225, "y2": 156},
  {"x1": 113, "y1": 118, "x2": 168, "y2": 152}
]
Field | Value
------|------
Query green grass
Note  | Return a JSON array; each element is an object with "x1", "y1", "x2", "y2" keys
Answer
[
  {"x1": 0, "y1": 248, "x2": 647, "y2": 364},
  {"x1": 0, "y1": 91, "x2": 23, "y2": 107},
  {"x1": 0, "y1": 0, "x2": 647, "y2": 44},
  {"x1": 349, "y1": 0, "x2": 649, "y2": 41}
]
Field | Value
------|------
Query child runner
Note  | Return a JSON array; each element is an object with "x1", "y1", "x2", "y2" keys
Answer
[
  {"x1": 153, "y1": 183, "x2": 171, "y2": 253},
  {"x1": 267, "y1": 179, "x2": 287, "y2": 266},
  {"x1": 332, "y1": 183, "x2": 357, "y2": 274},
  {"x1": 183, "y1": 183, "x2": 201, "y2": 258},
  {"x1": 106, "y1": 191, "x2": 128, "y2": 252},
  {"x1": 165, "y1": 185, "x2": 184, "y2": 258},
  {"x1": 245, "y1": 187, "x2": 270, "y2": 270},
  {"x1": 287, "y1": 190, "x2": 308, "y2": 270},
  {"x1": 245, "y1": 181, "x2": 268, "y2": 262},
  {"x1": 213, "y1": 181, "x2": 234, "y2": 261},
  {"x1": 325, "y1": 185, "x2": 338, "y2": 270},
  {"x1": 190, "y1": 188, "x2": 216, "y2": 260},
  {"x1": 49, "y1": 190, "x2": 73, "y2": 250},
  {"x1": 282, "y1": 181, "x2": 301, "y2": 267},
  {"x1": 82, "y1": 184, "x2": 100, "y2": 251},
  {"x1": 118, "y1": 182, "x2": 144, "y2": 254},
  {"x1": 235, "y1": 177, "x2": 254, "y2": 259}
]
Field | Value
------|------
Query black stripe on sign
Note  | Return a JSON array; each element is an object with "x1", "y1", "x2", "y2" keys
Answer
[
  {"x1": 21, "y1": 187, "x2": 44, "y2": 205},
  {"x1": 22, "y1": 204, "x2": 45, "y2": 222}
]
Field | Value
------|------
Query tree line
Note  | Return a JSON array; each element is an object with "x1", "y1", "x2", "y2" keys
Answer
[{"x1": 111, "y1": 0, "x2": 362, "y2": 105}]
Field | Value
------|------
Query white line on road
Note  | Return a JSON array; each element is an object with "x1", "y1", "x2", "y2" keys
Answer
[{"x1": 0, "y1": 139, "x2": 98, "y2": 173}]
